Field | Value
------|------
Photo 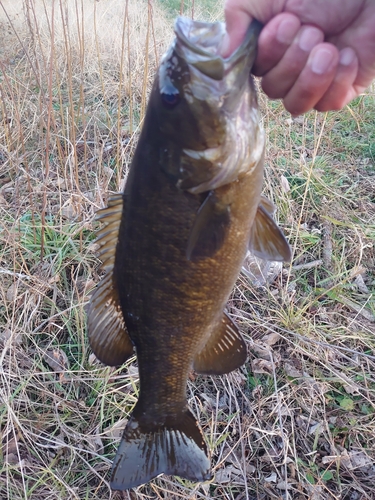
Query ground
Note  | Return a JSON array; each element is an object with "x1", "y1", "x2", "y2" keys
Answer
[{"x1": 0, "y1": 1, "x2": 374, "y2": 499}]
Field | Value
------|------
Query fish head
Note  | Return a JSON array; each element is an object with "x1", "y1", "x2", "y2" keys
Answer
[{"x1": 155, "y1": 17, "x2": 264, "y2": 193}]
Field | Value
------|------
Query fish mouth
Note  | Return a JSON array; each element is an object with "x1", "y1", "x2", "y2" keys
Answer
[{"x1": 174, "y1": 16, "x2": 262, "y2": 81}]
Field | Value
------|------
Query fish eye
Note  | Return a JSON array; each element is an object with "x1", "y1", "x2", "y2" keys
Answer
[{"x1": 161, "y1": 91, "x2": 180, "y2": 108}]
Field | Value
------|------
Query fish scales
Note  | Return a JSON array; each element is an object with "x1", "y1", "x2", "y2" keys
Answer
[{"x1": 88, "y1": 16, "x2": 291, "y2": 490}]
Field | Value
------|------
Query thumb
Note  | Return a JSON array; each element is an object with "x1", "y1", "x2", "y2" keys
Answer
[{"x1": 222, "y1": 6, "x2": 253, "y2": 56}]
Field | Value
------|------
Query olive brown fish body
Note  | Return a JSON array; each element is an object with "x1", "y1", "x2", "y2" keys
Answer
[{"x1": 88, "y1": 16, "x2": 291, "y2": 490}]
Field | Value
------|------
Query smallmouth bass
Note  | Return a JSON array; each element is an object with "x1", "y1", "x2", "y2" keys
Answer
[{"x1": 88, "y1": 17, "x2": 291, "y2": 490}]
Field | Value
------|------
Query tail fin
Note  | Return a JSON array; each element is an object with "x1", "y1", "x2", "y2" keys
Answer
[{"x1": 110, "y1": 408, "x2": 212, "y2": 490}]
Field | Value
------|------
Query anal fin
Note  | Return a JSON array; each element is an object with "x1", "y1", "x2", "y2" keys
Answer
[
  {"x1": 193, "y1": 312, "x2": 247, "y2": 375},
  {"x1": 87, "y1": 194, "x2": 134, "y2": 366}
]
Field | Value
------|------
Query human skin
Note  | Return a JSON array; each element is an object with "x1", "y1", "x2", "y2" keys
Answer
[{"x1": 223, "y1": 0, "x2": 375, "y2": 114}]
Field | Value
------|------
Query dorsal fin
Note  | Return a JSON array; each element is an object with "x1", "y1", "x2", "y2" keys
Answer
[
  {"x1": 95, "y1": 194, "x2": 124, "y2": 270},
  {"x1": 87, "y1": 195, "x2": 134, "y2": 366},
  {"x1": 249, "y1": 196, "x2": 292, "y2": 262},
  {"x1": 87, "y1": 274, "x2": 134, "y2": 366},
  {"x1": 193, "y1": 312, "x2": 247, "y2": 375}
]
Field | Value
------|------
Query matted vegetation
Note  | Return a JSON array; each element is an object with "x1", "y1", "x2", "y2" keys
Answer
[{"x1": 0, "y1": 1, "x2": 374, "y2": 499}]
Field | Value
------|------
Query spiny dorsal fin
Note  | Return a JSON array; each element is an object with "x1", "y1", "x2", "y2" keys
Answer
[
  {"x1": 87, "y1": 194, "x2": 134, "y2": 366},
  {"x1": 249, "y1": 196, "x2": 292, "y2": 262},
  {"x1": 186, "y1": 191, "x2": 230, "y2": 262},
  {"x1": 193, "y1": 312, "x2": 247, "y2": 375}
]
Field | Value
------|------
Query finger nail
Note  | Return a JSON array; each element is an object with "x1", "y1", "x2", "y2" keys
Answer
[
  {"x1": 311, "y1": 48, "x2": 334, "y2": 74},
  {"x1": 298, "y1": 27, "x2": 322, "y2": 52},
  {"x1": 276, "y1": 18, "x2": 298, "y2": 44},
  {"x1": 339, "y1": 47, "x2": 355, "y2": 66}
]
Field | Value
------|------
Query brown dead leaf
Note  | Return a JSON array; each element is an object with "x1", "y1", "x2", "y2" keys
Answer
[
  {"x1": 228, "y1": 370, "x2": 247, "y2": 386},
  {"x1": 215, "y1": 466, "x2": 232, "y2": 484},
  {"x1": 296, "y1": 416, "x2": 308, "y2": 431},
  {"x1": 304, "y1": 377, "x2": 329, "y2": 398},
  {"x1": 60, "y1": 199, "x2": 78, "y2": 219},
  {"x1": 264, "y1": 472, "x2": 277, "y2": 483},
  {"x1": 200, "y1": 392, "x2": 217, "y2": 410},
  {"x1": 251, "y1": 344, "x2": 272, "y2": 360},
  {"x1": 306, "y1": 484, "x2": 324, "y2": 500},
  {"x1": 322, "y1": 449, "x2": 352, "y2": 469},
  {"x1": 280, "y1": 175, "x2": 290, "y2": 193},
  {"x1": 251, "y1": 340, "x2": 281, "y2": 362},
  {"x1": 262, "y1": 332, "x2": 280, "y2": 346},
  {"x1": 246, "y1": 463, "x2": 256, "y2": 474},
  {"x1": 354, "y1": 273, "x2": 370, "y2": 294},
  {"x1": 87, "y1": 426, "x2": 104, "y2": 454},
  {"x1": 3, "y1": 434, "x2": 20, "y2": 465},
  {"x1": 43, "y1": 348, "x2": 70, "y2": 382},
  {"x1": 127, "y1": 365, "x2": 139, "y2": 379},
  {"x1": 242, "y1": 253, "x2": 283, "y2": 287},
  {"x1": 6, "y1": 282, "x2": 20, "y2": 302},
  {"x1": 77, "y1": 277, "x2": 96, "y2": 297},
  {"x1": 0, "y1": 327, "x2": 22, "y2": 346},
  {"x1": 343, "y1": 383, "x2": 358, "y2": 395},
  {"x1": 103, "y1": 418, "x2": 127, "y2": 441},
  {"x1": 0, "y1": 193, "x2": 7, "y2": 206},
  {"x1": 5, "y1": 453, "x2": 19, "y2": 464},
  {"x1": 349, "y1": 450, "x2": 373, "y2": 470},
  {"x1": 321, "y1": 448, "x2": 372, "y2": 472},
  {"x1": 308, "y1": 423, "x2": 323, "y2": 435},
  {"x1": 44, "y1": 348, "x2": 69, "y2": 372},
  {"x1": 3, "y1": 435, "x2": 18, "y2": 455},
  {"x1": 284, "y1": 362, "x2": 303, "y2": 378},
  {"x1": 87, "y1": 242, "x2": 100, "y2": 253},
  {"x1": 252, "y1": 385, "x2": 263, "y2": 399},
  {"x1": 215, "y1": 465, "x2": 245, "y2": 485},
  {"x1": 88, "y1": 352, "x2": 100, "y2": 365},
  {"x1": 276, "y1": 480, "x2": 294, "y2": 490},
  {"x1": 251, "y1": 358, "x2": 274, "y2": 374}
]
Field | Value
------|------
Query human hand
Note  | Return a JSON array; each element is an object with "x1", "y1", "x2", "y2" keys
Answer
[{"x1": 223, "y1": 0, "x2": 375, "y2": 114}]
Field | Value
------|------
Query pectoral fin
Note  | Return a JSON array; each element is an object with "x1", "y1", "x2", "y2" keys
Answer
[
  {"x1": 258, "y1": 195, "x2": 276, "y2": 215},
  {"x1": 249, "y1": 197, "x2": 291, "y2": 262},
  {"x1": 193, "y1": 312, "x2": 247, "y2": 375},
  {"x1": 87, "y1": 194, "x2": 134, "y2": 366},
  {"x1": 186, "y1": 191, "x2": 230, "y2": 261}
]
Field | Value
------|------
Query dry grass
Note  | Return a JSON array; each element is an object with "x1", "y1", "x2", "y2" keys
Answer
[{"x1": 0, "y1": 1, "x2": 374, "y2": 499}]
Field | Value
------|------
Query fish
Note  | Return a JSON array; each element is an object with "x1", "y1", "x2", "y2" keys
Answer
[{"x1": 87, "y1": 16, "x2": 291, "y2": 490}]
